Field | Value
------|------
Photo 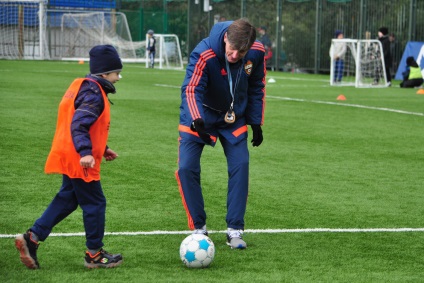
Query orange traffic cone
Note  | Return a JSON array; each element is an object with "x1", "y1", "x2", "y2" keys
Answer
[
  {"x1": 337, "y1": 94, "x2": 346, "y2": 101},
  {"x1": 78, "y1": 60, "x2": 84, "y2": 64},
  {"x1": 416, "y1": 89, "x2": 424, "y2": 95}
]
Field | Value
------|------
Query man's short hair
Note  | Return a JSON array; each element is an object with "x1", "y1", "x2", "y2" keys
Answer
[{"x1": 226, "y1": 18, "x2": 256, "y2": 53}]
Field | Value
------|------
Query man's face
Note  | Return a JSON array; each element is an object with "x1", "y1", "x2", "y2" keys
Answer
[{"x1": 224, "y1": 33, "x2": 248, "y2": 63}]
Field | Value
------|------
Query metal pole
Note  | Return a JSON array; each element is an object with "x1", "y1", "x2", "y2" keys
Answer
[
  {"x1": 240, "y1": 0, "x2": 246, "y2": 18},
  {"x1": 39, "y1": 0, "x2": 44, "y2": 59},
  {"x1": 409, "y1": 0, "x2": 417, "y2": 41},
  {"x1": 314, "y1": 0, "x2": 322, "y2": 74},
  {"x1": 275, "y1": 0, "x2": 282, "y2": 71}
]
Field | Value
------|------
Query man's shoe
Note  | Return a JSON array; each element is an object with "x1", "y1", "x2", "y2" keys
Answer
[
  {"x1": 15, "y1": 230, "x2": 40, "y2": 269},
  {"x1": 226, "y1": 229, "x2": 247, "y2": 249},
  {"x1": 84, "y1": 249, "x2": 123, "y2": 269},
  {"x1": 192, "y1": 229, "x2": 208, "y2": 236}
]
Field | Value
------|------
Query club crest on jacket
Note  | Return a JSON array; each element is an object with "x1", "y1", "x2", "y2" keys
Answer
[{"x1": 244, "y1": 60, "x2": 253, "y2": 75}]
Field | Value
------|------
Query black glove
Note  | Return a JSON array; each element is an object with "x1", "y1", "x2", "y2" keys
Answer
[
  {"x1": 191, "y1": 118, "x2": 212, "y2": 145},
  {"x1": 251, "y1": 125, "x2": 263, "y2": 147}
]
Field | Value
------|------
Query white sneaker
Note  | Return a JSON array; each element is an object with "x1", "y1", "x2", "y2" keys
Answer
[
  {"x1": 226, "y1": 228, "x2": 247, "y2": 249},
  {"x1": 192, "y1": 225, "x2": 208, "y2": 236}
]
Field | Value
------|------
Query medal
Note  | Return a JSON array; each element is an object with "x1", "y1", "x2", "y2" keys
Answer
[{"x1": 224, "y1": 109, "x2": 236, "y2": 124}]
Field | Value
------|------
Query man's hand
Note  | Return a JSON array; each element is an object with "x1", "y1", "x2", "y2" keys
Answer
[
  {"x1": 191, "y1": 118, "x2": 212, "y2": 145},
  {"x1": 251, "y1": 125, "x2": 263, "y2": 147},
  {"x1": 104, "y1": 148, "x2": 118, "y2": 161}
]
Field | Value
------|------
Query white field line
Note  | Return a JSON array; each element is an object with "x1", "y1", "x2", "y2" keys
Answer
[
  {"x1": 2, "y1": 228, "x2": 424, "y2": 239},
  {"x1": 268, "y1": 96, "x2": 424, "y2": 116},
  {"x1": 154, "y1": 84, "x2": 180, "y2": 88},
  {"x1": 152, "y1": 84, "x2": 424, "y2": 116}
]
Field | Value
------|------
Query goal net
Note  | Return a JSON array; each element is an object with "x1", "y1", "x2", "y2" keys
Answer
[
  {"x1": 145, "y1": 34, "x2": 184, "y2": 69},
  {"x1": 330, "y1": 39, "x2": 388, "y2": 88},
  {"x1": 58, "y1": 11, "x2": 141, "y2": 60},
  {"x1": 0, "y1": 0, "x2": 49, "y2": 59},
  {"x1": 58, "y1": 11, "x2": 183, "y2": 69},
  {"x1": 0, "y1": 4, "x2": 184, "y2": 69}
]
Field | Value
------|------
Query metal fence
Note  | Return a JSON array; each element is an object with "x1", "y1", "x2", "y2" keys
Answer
[
  {"x1": 2, "y1": 0, "x2": 422, "y2": 75},
  {"x1": 119, "y1": 0, "x2": 424, "y2": 75}
]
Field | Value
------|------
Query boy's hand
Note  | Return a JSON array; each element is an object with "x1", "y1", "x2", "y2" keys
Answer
[
  {"x1": 104, "y1": 148, "x2": 118, "y2": 161},
  {"x1": 80, "y1": 155, "x2": 95, "y2": 168}
]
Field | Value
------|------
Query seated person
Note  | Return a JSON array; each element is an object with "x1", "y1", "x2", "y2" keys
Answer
[{"x1": 400, "y1": 56, "x2": 423, "y2": 88}]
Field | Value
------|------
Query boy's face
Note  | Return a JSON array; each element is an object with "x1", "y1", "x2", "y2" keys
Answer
[{"x1": 102, "y1": 72, "x2": 121, "y2": 84}]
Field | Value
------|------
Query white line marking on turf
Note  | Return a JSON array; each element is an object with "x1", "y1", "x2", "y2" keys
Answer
[
  {"x1": 2, "y1": 228, "x2": 424, "y2": 238},
  {"x1": 268, "y1": 96, "x2": 424, "y2": 116},
  {"x1": 154, "y1": 84, "x2": 180, "y2": 88},
  {"x1": 153, "y1": 84, "x2": 423, "y2": 116}
]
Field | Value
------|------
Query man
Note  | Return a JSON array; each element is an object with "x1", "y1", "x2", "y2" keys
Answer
[
  {"x1": 15, "y1": 45, "x2": 123, "y2": 269},
  {"x1": 147, "y1": 29, "x2": 156, "y2": 68},
  {"x1": 376, "y1": 27, "x2": 392, "y2": 86},
  {"x1": 175, "y1": 19, "x2": 266, "y2": 249},
  {"x1": 257, "y1": 26, "x2": 273, "y2": 63},
  {"x1": 329, "y1": 30, "x2": 347, "y2": 83}
]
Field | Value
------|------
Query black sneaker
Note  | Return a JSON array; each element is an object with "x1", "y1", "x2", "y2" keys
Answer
[
  {"x1": 15, "y1": 230, "x2": 40, "y2": 269},
  {"x1": 84, "y1": 249, "x2": 123, "y2": 268}
]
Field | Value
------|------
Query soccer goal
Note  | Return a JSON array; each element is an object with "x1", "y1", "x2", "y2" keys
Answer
[
  {"x1": 330, "y1": 39, "x2": 388, "y2": 88},
  {"x1": 58, "y1": 11, "x2": 143, "y2": 60},
  {"x1": 57, "y1": 11, "x2": 183, "y2": 69},
  {"x1": 145, "y1": 33, "x2": 184, "y2": 69},
  {"x1": 0, "y1": 0, "x2": 50, "y2": 59}
]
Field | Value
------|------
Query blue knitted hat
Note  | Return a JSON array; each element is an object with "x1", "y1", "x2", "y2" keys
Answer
[{"x1": 89, "y1": 45, "x2": 123, "y2": 75}]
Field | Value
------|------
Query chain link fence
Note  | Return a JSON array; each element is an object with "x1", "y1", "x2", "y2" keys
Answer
[
  {"x1": 3, "y1": 0, "x2": 421, "y2": 75},
  {"x1": 119, "y1": 0, "x2": 424, "y2": 76}
]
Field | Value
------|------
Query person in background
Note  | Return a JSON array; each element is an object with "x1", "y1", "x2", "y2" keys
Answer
[
  {"x1": 147, "y1": 29, "x2": 156, "y2": 68},
  {"x1": 400, "y1": 56, "x2": 423, "y2": 88},
  {"x1": 257, "y1": 26, "x2": 273, "y2": 64},
  {"x1": 376, "y1": 27, "x2": 392, "y2": 86},
  {"x1": 329, "y1": 30, "x2": 347, "y2": 83},
  {"x1": 389, "y1": 33, "x2": 400, "y2": 78},
  {"x1": 175, "y1": 18, "x2": 266, "y2": 249},
  {"x1": 15, "y1": 45, "x2": 124, "y2": 269}
]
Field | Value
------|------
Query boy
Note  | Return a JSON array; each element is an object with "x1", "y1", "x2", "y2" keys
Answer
[{"x1": 15, "y1": 45, "x2": 123, "y2": 269}]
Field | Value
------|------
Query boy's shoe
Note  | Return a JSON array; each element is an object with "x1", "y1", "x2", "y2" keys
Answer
[
  {"x1": 226, "y1": 229, "x2": 247, "y2": 249},
  {"x1": 15, "y1": 230, "x2": 40, "y2": 269},
  {"x1": 84, "y1": 249, "x2": 123, "y2": 269}
]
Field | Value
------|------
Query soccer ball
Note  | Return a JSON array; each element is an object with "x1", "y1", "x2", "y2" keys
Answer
[{"x1": 179, "y1": 234, "x2": 215, "y2": 268}]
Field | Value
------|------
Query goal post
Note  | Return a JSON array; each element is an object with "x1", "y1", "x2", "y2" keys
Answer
[
  {"x1": 145, "y1": 33, "x2": 184, "y2": 70},
  {"x1": 0, "y1": 5, "x2": 184, "y2": 69},
  {"x1": 57, "y1": 11, "x2": 183, "y2": 69},
  {"x1": 330, "y1": 39, "x2": 388, "y2": 88},
  {"x1": 0, "y1": 0, "x2": 49, "y2": 59},
  {"x1": 355, "y1": 39, "x2": 388, "y2": 88}
]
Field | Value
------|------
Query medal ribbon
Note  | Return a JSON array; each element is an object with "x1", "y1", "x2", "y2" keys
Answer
[{"x1": 225, "y1": 55, "x2": 243, "y2": 111}]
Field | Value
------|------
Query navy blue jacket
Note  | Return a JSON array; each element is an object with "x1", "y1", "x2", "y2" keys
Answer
[
  {"x1": 71, "y1": 75, "x2": 115, "y2": 157},
  {"x1": 179, "y1": 21, "x2": 266, "y2": 138}
]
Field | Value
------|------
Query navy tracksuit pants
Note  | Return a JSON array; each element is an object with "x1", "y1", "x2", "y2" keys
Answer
[
  {"x1": 177, "y1": 135, "x2": 249, "y2": 230},
  {"x1": 31, "y1": 175, "x2": 106, "y2": 250}
]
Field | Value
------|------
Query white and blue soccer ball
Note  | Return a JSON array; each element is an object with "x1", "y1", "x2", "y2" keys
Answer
[{"x1": 179, "y1": 234, "x2": 215, "y2": 268}]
